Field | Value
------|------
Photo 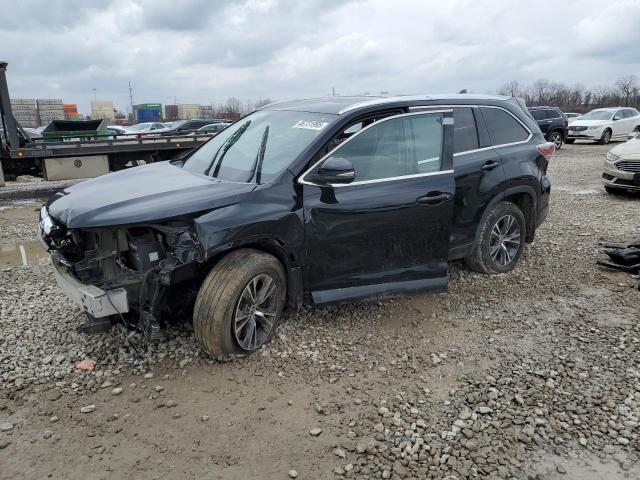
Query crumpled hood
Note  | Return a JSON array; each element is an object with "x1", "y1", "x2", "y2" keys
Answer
[{"x1": 47, "y1": 161, "x2": 255, "y2": 228}]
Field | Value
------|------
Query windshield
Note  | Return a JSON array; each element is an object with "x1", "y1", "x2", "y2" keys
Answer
[
  {"x1": 183, "y1": 110, "x2": 337, "y2": 183},
  {"x1": 580, "y1": 110, "x2": 614, "y2": 121}
]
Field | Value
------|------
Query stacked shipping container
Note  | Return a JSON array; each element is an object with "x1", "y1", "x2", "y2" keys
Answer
[
  {"x1": 36, "y1": 99, "x2": 65, "y2": 125},
  {"x1": 10, "y1": 99, "x2": 38, "y2": 127}
]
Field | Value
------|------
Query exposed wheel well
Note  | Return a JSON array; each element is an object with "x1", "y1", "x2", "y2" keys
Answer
[
  {"x1": 503, "y1": 193, "x2": 535, "y2": 243},
  {"x1": 204, "y1": 240, "x2": 302, "y2": 311}
]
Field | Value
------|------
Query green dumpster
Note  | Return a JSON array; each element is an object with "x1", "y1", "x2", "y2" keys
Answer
[{"x1": 42, "y1": 119, "x2": 108, "y2": 142}]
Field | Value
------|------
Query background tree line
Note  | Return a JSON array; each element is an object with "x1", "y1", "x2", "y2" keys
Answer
[
  {"x1": 211, "y1": 97, "x2": 273, "y2": 120},
  {"x1": 497, "y1": 75, "x2": 640, "y2": 112}
]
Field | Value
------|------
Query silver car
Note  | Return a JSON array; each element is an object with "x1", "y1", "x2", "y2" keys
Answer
[{"x1": 603, "y1": 131, "x2": 640, "y2": 194}]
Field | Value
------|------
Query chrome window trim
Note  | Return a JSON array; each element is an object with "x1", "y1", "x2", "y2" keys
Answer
[
  {"x1": 298, "y1": 109, "x2": 453, "y2": 187},
  {"x1": 409, "y1": 104, "x2": 533, "y2": 155}
]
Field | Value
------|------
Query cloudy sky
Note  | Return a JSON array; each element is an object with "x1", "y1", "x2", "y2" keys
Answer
[{"x1": 1, "y1": 0, "x2": 639, "y2": 115}]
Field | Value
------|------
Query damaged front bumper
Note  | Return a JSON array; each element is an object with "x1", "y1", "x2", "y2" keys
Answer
[
  {"x1": 38, "y1": 203, "x2": 205, "y2": 334},
  {"x1": 52, "y1": 257, "x2": 129, "y2": 318}
]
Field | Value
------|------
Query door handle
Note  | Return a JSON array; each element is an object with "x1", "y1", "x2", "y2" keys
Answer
[
  {"x1": 417, "y1": 192, "x2": 452, "y2": 205},
  {"x1": 481, "y1": 160, "x2": 500, "y2": 171}
]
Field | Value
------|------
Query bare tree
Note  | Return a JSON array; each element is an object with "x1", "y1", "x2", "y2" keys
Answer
[
  {"x1": 615, "y1": 75, "x2": 639, "y2": 106},
  {"x1": 497, "y1": 80, "x2": 522, "y2": 98},
  {"x1": 224, "y1": 97, "x2": 243, "y2": 115}
]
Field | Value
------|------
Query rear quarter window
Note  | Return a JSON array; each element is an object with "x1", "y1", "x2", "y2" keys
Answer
[
  {"x1": 481, "y1": 107, "x2": 530, "y2": 146},
  {"x1": 453, "y1": 108, "x2": 479, "y2": 154}
]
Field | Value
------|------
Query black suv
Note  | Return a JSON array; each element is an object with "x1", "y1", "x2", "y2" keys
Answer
[
  {"x1": 163, "y1": 119, "x2": 229, "y2": 135},
  {"x1": 527, "y1": 106, "x2": 568, "y2": 149},
  {"x1": 38, "y1": 95, "x2": 553, "y2": 356}
]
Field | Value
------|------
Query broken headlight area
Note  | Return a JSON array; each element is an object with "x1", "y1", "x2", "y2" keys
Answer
[{"x1": 43, "y1": 216, "x2": 205, "y2": 341}]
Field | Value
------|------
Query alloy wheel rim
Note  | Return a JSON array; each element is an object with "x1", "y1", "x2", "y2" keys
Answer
[
  {"x1": 551, "y1": 133, "x2": 562, "y2": 148},
  {"x1": 233, "y1": 273, "x2": 278, "y2": 351},
  {"x1": 604, "y1": 131, "x2": 611, "y2": 143},
  {"x1": 489, "y1": 214, "x2": 521, "y2": 267}
]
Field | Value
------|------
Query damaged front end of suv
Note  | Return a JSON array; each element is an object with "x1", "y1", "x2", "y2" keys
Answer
[
  {"x1": 35, "y1": 157, "x2": 267, "y2": 343},
  {"x1": 39, "y1": 206, "x2": 204, "y2": 339}
]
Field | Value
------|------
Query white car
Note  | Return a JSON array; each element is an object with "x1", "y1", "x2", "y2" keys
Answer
[
  {"x1": 566, "y1": 107, "x2": 640, "y2": 145},
  {"x1": 564, "y1": 112, "x2": 581, "y2": 124},
  {"x1": 603, "y1": 130, "x2": 640, "y2": 194},
  {"x1": 123, "y1": 122, "x2": 167, "y2": 135}
]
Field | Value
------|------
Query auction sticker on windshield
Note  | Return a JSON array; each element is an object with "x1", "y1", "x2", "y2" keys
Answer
[{"x1": 293, "y1": 120, "x2": 329, "y2": 131}]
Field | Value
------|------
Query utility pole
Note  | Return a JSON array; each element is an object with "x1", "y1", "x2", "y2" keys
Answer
[
  {"x1": 128, "y1": 81, "x2": 134, "y2": 120},
  {"x1": 93, "y1": 88, "x2": 97, "y2": 101}
]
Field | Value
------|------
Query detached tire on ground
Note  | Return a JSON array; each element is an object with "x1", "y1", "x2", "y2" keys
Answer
[
  {"x1": 466, "y1": 201, "x2": 526, "y2": 274},
  {"x1": 604, "y1": 185, "x2": 625, "y2": 195},
  {"x1": 193, "y1": 249, "x2": 286, "y2": 357}
]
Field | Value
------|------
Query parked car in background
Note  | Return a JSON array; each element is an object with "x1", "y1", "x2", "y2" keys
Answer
[
  {"x1": 107, "y1": 125, "x2": 128, "y2": 137},
  {"x1": 194, "y1": 122, "x2": 231, "y2": 134},
  {"x1": 160, "y1": 119, "x2": 229, "y2": 135},
  {"x1": 123, "y1": 122, "x2": 167, "y2": 135},
  {"x1": 38, "y1": 94, "x2": 553, "y2": 356},
  {"x1": 564, "y1": 112, "x2": 581, "y2": 123},
  {"x1": 528, "y1": 106, "x2": 567, "y2": 148},
  {"x1": 603, "y1": 130, "x2": 640, "y2": 194},
  {"x1": 566, "y1": 108, "x2": 640, "y2": 145},
  {"x1": 23, "y1": 127, "x2": 43, "y2": 140}
]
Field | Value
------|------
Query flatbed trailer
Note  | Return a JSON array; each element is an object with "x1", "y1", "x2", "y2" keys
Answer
[
  {"x1": 0, "y1": 61, "x2": 213, "y2": 184},
  {"x1": 4, "y1": 133, "x2": 214, "y2": 177}
]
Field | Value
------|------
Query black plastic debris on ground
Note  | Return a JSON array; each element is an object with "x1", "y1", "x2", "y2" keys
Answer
[{"x1": 598, "y1": 236, "x2": 640, "y2": 289}]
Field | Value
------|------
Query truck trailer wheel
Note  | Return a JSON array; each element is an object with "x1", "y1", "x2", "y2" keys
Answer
[{"x1": 193, "y1": 249, "x2": 286, "y2": 357}]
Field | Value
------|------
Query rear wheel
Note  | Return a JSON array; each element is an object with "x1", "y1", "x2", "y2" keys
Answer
[
  {"x1": 598, "y1": 129, "x2": 612, "y2": 145},
  {"x1": 193, "y1": 249, "x2": 286, "y2": 357},
  {"x1": 549, "y1": 131, "x2": 563, "y2": 149},
  {"x1": 466, "y1": 201, "x2": 526, "y2": 274},
  {"x1": 565, "y1": 139, "x2": 575, "y2": 144}
]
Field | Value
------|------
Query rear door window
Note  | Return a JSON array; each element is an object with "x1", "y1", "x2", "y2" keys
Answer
[
  {"x1": 530, "y1": 110, "x2": 546, "y2": 121},
  {"x1": 453, "y1": 108, "x2": 479, "y2": 154},
  {"x1": 546, "y1": 109, "x2": 561, "y2": 119},
  {"x1": 481, "y1": 107, "x2": 530, "y2": 146}
]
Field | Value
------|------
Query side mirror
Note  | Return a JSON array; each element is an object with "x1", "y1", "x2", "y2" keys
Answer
[{"x1": 307, "y1": 157, "x2": 355, "y2": 185}]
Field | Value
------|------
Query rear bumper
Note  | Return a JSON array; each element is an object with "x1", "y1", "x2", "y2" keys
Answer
[{"x1": 52, "y1": 258, "x2": 129, "y2": 318}]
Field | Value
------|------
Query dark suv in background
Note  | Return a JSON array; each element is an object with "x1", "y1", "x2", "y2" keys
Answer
[
  {"x1": 528, "y1": 106, "x2": 568, "y2": 149},
  {"x1": 39, "y1": 94, "x2": 553, "y2": 356}
]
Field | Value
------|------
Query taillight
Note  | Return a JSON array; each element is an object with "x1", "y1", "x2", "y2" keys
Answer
[{"x1": 537, "y1": 142, "x2": 555, "y2": 160}]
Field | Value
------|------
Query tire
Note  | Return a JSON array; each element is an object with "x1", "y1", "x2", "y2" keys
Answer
[
  {"x1": 549, "y1": 131, "x2": 563, "y2": 149},
  {"x1": 565, "y1": 139, "x2": 575, "y2": 144},
  {"x1": 465, "y1": 201, "x2": 527, "y2": 274},
  {"x1": 193, "y1": 249, "x2": 286, "y2": 357},
  {"x1": 598, "y1": 129, "x2": 612, "y2": 145}
]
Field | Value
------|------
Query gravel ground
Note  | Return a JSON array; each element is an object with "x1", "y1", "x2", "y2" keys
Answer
[{"x1": 1, "y1": 143, "x2": 639, "y2": 480}]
